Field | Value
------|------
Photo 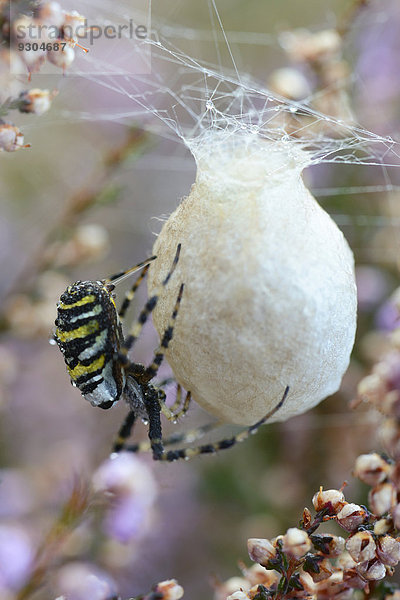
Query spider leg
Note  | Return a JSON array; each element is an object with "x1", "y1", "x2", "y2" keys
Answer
[
  {"x1": 112, "y1": 411, "x2": 136, "y2": 452},
  {"x1": 122, "y1": 387, "x2": 289, "y2": 461},
  {"x1": 167, "y1": 382, "x2": 182, "y2": 416},
  {"x1": 158, "y1": 386, "x2": 289, "y2": 462},
  {"x1": 143, "y1": 282, "x2": 184, "y2": 381},
  {"x1": 143, "y1": 393, "x2": 164, "y2": 460},
  {"x1": 105, "y1": 255, "x2": 156, "y2": 284},
  {"x1": 158, "y1": 387, "x2": 191, "y2": 422},
  {"x1": 121, "y1": 421, "x2": 219, "y2": 453},
  {"x1": 113, "y1": 388, "x2": 192, "y2": 454},
  {"x1": 169, "y1": 385, "x2": 191, "y2": 420},
  {"x1": 118, "y1": 263, "x2": 151, "y2": 320},
  {"x1": 118, "y1": 244, "x2": 181, "y2": 368}
]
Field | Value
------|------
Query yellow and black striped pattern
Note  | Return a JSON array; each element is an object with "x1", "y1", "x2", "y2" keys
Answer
[{"x1": 54, "y1": 281, "x2": 124, "y2": 408}]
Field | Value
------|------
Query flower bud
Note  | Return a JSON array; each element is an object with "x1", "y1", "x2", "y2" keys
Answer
[
  {"x1": 376, "y1": 535, "x2": 400, "y2": 566},
  {"x1": 373, "y1": 518, "x2": 391, "y2": 536},
  {"x1": 244, "y1": 565, "x2": 279, "y2": 588},
  {"x1": 315, "y1": 571, "x2": 353, "y2": 599},
  {"x1": 35, "y1": 1, "x2": 64, "y2": 26},
  {"x1": 353, "y1": 453, "x2": 391, "y2": 486},
  {"x1": 336, "y1": 504, "x2": 368, "y2": 531},
  {"x1": 282, "y1": 528, "x2": 311, "y2": 560},
  {"x1": 0, "y1": 122, "x2": 29, "y2": 152},
  {"x1": 18, "y1": 88, "x2": 58, "y2": 116},
  {"x1": 280, "y1": 28, "x2": 341, "y2": 63},
  {"x1": 368, "y1": 483, "x2": 396, "y2": 516},
  {"x1": 357, "y1": 373, "x2": 386, "y2": 407},
  {"x1": 248, "y1": 586, "x2": 270, "y2": 600},
  {"x1": 227, "y1": 592, "x2": 248, "y2": 600},
  {"x1": 153, "y1": 580, "x2": 184, "y2": 600},
  {"x1": 345, "y1": 531, "x2": 376, "y2": 563},
  {"x1": 297, "y1": 571, "x2": 316, "y2": 595},
  {"x1": 47, "y1": 46, "x2": 75, "y2": 70},
  {"x1": 268, "y1": 67, "x2": 311, "y2": 101},
  {"x1": 381, "y1": 390, "x2": 400, "y2": 418},
  {"x1": 355, "y1": 559, "x2": 386, "y2": 581},
  {"x1": 336, "y1": 552, "x2": 356, "y2": 570},
  {"x1": 215, "y1": 578, "x2": 249, "y2": 600},
  {"x1": 247, "y1": 538, "x2": 276, "y2": 566},
  {"x1": 312, "y1": 488, "x2": 346, "y2": 514},
  {"x1": 380, "y1": 419, "x2": 400, "y2": 460},
  {"x1": 342, "y1": 568, "x2": 368, "y2": 590}
]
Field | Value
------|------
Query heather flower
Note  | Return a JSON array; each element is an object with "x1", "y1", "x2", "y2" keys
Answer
[
  {"x1": 247, "y1": 538, "x2": 276, "y2": 566},
  {"x1": 311, "y1": 487, "x2": 346, "y2": 514},
  {"x1": 281, "y1": 527, "x2": 311, "y2": 559},
  {"x1": 227, "y1": 592, "x2": 248, "y2": 600},
  {"x1": 345, "y1": 531, "x2": 376, "y2": 563},
  {"x1": 355, "y1": 558, "x2": 386, "y2": 581},
  {"x1": 376, "y1": 535, "x2": 400, "y2": 566},
  {"x1": 92, "y1": 452, "x2": 157, "y2": 543},
  {"x1": 0, "y1": 121, "x2": 29, "y2": 152},
  {"x1": 336, "y1": 503, "x2": 368, "y2": 531},
  {"x1": 54, "y1": 562, "x2": 118, "y2": 600},
  {"x1": 381, "y1": 419, "x2": 400, "y2": 460},
  {"x1": 368, "y1": 482, "x2": 396, "y2": 516},
  {"x1": 18, "y1": 88, "x2": 58, "y2": 116},
  {"x1": 373, "y1": 518, "x2": 391, "y2": 535},
  {"x1": 152, "y1": 579, "x2": 184, "y2": 600},
  {"x1": 353, "y1": 453, "x2": 392, "y2": 486},
  {"x1": 0, "y1": 524, "x2": 33, "y2": 592},
  {"x1": 215, "y1": 577, "x2": 250, "y2": 600},
  {"x1": 376, "y1": 298, "x2": 400, "y2": 332},
  {"x1": 243, "y1": 565, "x2": 279, "y2": 588}
]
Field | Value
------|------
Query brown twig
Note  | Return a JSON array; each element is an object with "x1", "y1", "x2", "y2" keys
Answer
[
  {"x1": 5, "y1": 126, "x2": 150, "y2": 300},
  {"x1": 16, "y1": 479, "x2": 91, "y2": 600}
]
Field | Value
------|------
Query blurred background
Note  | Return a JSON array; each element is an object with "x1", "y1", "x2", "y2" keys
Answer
[{"x1": 1, "y1": 0, "x2": 400, "y2": 598}]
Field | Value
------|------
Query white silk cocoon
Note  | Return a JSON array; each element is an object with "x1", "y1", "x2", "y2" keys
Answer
[{"x1": 148, "y1": 132, "x2": 357, "y2": 426}]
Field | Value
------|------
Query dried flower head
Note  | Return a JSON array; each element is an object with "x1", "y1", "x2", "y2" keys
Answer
[
  {"x1": 0, "y1": 121, "x2": 30, "y2": 152},
  {"x1": 336, "y1": 503, "x2": 368, "y2": 532},
  {"x1": 18, "y1": 88, "x2": 58, "y2": 116},
  {"x1": 282, "y1": 528, "x2": 311, "y2": 560},
  {"x1": 353, "y1": 453, "x2": 392, "y2": 486},
  {"x1": 312, "y1": 487, "x2": 346, "y2": 514},
  {"x1": 345, "y1": 531, "x2": 376, "y2": 563},
  {"x1": 368, "y1": 482, "x2": 396, "y2": 516}
]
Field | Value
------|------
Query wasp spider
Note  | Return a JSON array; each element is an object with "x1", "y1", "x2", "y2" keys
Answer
[{"x1": 54, "y1": 245, "x2": 288, "y2": 461}]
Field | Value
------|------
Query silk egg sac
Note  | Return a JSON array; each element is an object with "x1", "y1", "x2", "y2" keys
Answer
[{"x1": 147, "y1": 131, "x2": 357, "y2": 426}]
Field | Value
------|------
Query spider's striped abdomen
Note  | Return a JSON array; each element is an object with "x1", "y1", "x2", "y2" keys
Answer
[{"x1": 55, "y1": 281, "x2": 125, "y2": 409}]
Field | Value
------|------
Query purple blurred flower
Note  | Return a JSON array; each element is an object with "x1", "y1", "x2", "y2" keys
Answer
[
  {"x1": 355, "y1": 0, "x2": 400, "y2": 134},
  {"x1": 380, "y1": 352, "x2": 400, "y2": 391},
  {"x1": 376, "y1": 299, "x2": 400, "y2": 332},
  {"x1": 92, "y1": 453, "x2": 157, "y2": 543},
  {"x1": 0, "y1": 470, "x2": 35, "y2": 518},
  {"x1": 356, "y1": 266, "x2": 390, "y2": 311},
  {"x1": 0, "y1": 524, "x2": 33, "y2": 592},
  {"x1": 54, "y1": 562, "x2": 118, "y2": 600}
]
